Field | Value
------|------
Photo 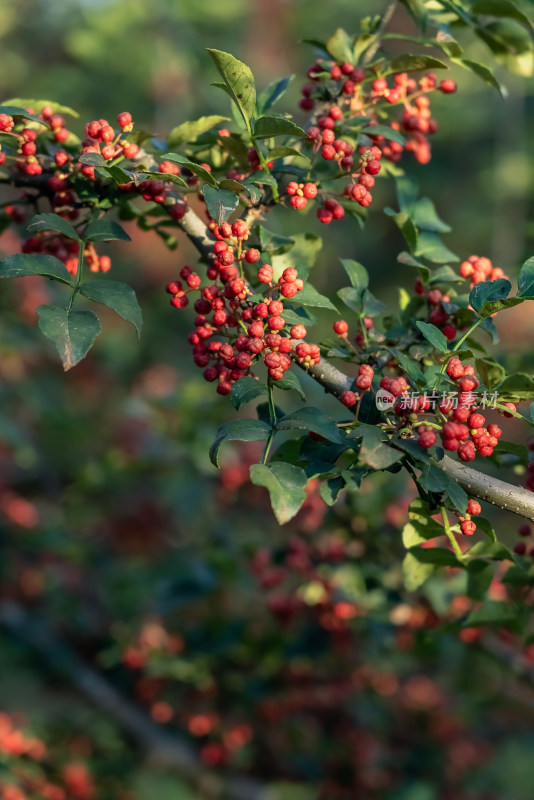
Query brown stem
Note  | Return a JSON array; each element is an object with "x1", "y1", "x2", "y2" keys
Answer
[{"x1": 3, "y1": 172, "x2": 534, "y2": 523}]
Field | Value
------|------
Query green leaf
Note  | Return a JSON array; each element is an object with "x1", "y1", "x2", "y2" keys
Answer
[
  {"x1": 78, "y1": 152, "x2": 107, "y2": 167},
  {"x1": 257, "y1": 75, "x2": 295, "y2": 113},
  {"x1": 287, "y1": 283, "x2": 338, "y2": 311},
  {"x1": 339, "y1": 259, "x2": 369, "y2": 292},
  {"x1": 207, "y1": 49, "x2": 256, "y2": 133},
  {"x1": 467, "y1": 560, "x2": 494, "y2": 601},
  {"x1": 415, "y1": 321, "x2": 449, "y2": 354},
  {"x1": 476, "y1": 19, "x2": 534, "y2": 77},
  {"x1": 389, "y1": 54, "x2": 448, "y2": 73},
  {"x1": 230, "y1": 377, "x2": 268, "y2": 411},
  {"x1": 134, "y1": 170, "x2": 188, "y2": 189},
  {"x1": 518, "y1": 256, "x2": 534, "y2": 297},
  {"x1": 0, "y1": 253, "x2": 74, "y2": 286},
  {"x1": 409, "y1": 546, "x2": 461, "y2": 567},
  {"x1": 472, "y1": 0, "x2": 534, "y2": 32},
  {"x1": 475, "y1": 357, "x2": 506, "y2": 390},
  {"x1": 452, "y1": 57, "x2": 506, "y2": 96},
  {"x1": 444, "y1": 480, "x2": 468, "y2": 515},
  {"x1": 469, "y1": 278, "x2": 511, "y2": 316},
  {"x1": 202, "y1": 185, "x2": 240, "y2": 226},
  {"x1": 2, "y1": 98, "x2": 79, "y2": 117},
  {"x1": 385, "y1": 209, "x2": 418, "y2": 252},
  {"x1": 258, "y1": 226, "x2": 294, "y2": 254},
  {"x1": 28, "y1": 213, "x2": 80, "y2": 242},
  {"x1": 274, "y1": 372, "x2": 306, "y2": 401},
  {"x1": 276, "y1": 407, "x2": 344, "y2": 443},
  {"x1": 37, "y1": 306, "x2": 101, "y2": 371},
  {"x1": 326, "y1": 28, "x2": 354, "y2": 62},
  {"x1": 267, "y1": 146, "x2": 307, "y2": 160},
  {"x1": 412, "y1": 198, "x2": 451, "y2": 234},
  {"x1": 320, "y1": 475, "x2": 345, "y2": 506},
  {"x1": 398, "y1": 0, "x2": 428, "y2": 29},
  {"x1": 167, "y1": 115, "x2": 230, "y2": 149},
  {"x1": 337, "y1": 287, "x2": 362, "y2": 314},
  {"x1": 84, "y1": 218, "x2": 131, "y2": 242},
  {"x1": 209, "y1": 419, "x2": 271, "y2": 467},
  {"x1": 249, "y1": 462, "x2": 308, "y2": 524},
  {"x1": 253, "y1": 115, "x2": 305, "y2": 139},
  {"x1": 0, "y1": 105, "x2": 46, "y2": 125},
  {"x1": 354, "y1": 425, "x2": 404, "y2": 470},
  {"x1": 497, "y1": 372, "x2": 534, "y2": 401},
  {"x1": 361, "y1": 289, "x2": 386, "y2": 317},
  {"x1": 403, "y1": 551, "x2": 435, "y2": 591},
  {"x1": 79, "y1": 280, "x2": 142, "y2": 337},
  {"x1": 465, "y1": 600, "x2": 519, "y2": 627},
  {"x1": 160, "y1": 153, "x2": 217, "y2": 187},
  {"x1": 415, "y1": 232, "x2": 458, "y2": 263},
  {"x1": 361, "y1": 125, "x2": 406, "y2": 146}
]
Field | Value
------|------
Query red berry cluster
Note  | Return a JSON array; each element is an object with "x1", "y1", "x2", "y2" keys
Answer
[
  {"x1": 168, "y1": 219, "x2": 321, "y2": 394},
  {"x1": 286, "y1": 181, "x2": 317, "y2": 209},
  {"x1": 413, "y1": 283, "x2": 457, "y2": 341},
  {"x1": 294, "y1": 61, "x2": 457, "y2": 224},
  {"x1": 340, "y1": 364, "x2": 375, "y2": 409},
  {"x1": 459, "y1": 255, "x2": 508, "y2": 287},
  {"x1": 457, "y1": 498, "x2": 482, "y2": 536},
  {"x1": 0, "y1": 105, "x2": 75, "y2": 175},
  {"x1": 81, "y1": 111, "x2": 138, "y2": 179}
]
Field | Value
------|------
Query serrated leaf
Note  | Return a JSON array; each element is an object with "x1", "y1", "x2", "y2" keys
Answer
[
  {"x1": 416, "y1": 321, "x2": 449, "y2": 353},
  {"x1": 37, "y1": 305, "x2": 101, "y2": 371},
  {"x1": 167, "y1": 115, "x2": 229, "y2": 149},
  {"x1": 469, "y1": 278, "x2": 511, "y2": 316},
  {"x1": 274, "y1": 371, "x2": 306, "y2": 401},
  {"x1": 276, "y1": 407, "x2": 344, "y2": 443},
  {"x1": 230, "y1": 377, "x2": 268, "y2": 410},
  {"x1": 79, "y1": 152, "x2": 107, "y2": 167},
  {"x1": 253, "y1": 115, "x2": 305, "y2": 139},
  {"x1": 134, "y1": 170, "x2": 188, "y2": 189},
  {"x1": 161, "y1": 153, "x2": 217, "y2": 187},
  {"x1": 209, "y1": 419, "x2": 271, "y2": 467},
  {"x1": 389, "y1": 54, "x2": 448, "y2": 72},
  {"x1": 84, "y1": 218, "x2": 131, "y2": 242},
  {"x1": 202, "y1": 185, "x2": 240, "y2": 226},
  {"x1": 287, "y1": 283, "x2": 337, "y2": 311},
  {"x1": 79, "y1": 279, "x2": 142, "y2": 337},
  {"x1": 0, "y1": 253, "x2": 74, "y2": 286},
  {"x1": 250, "y1": 462, "x2": 308, "y2": 525},
  {"x1": 207, "y1": 49, "x2": 256, "y2": 133},
  {"x1": 361, "y1": 125, "x2": 406, "y2": 146},
  {"x1": 28, "y1": 213, "x2": 80, "y2": 241}
]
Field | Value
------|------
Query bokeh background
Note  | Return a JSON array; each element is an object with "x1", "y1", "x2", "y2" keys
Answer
[{"x1": 0, "y1": 1, "x2": 533, "y2": 799}]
